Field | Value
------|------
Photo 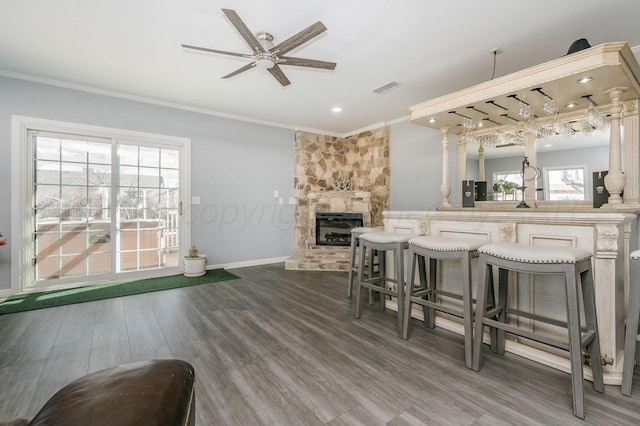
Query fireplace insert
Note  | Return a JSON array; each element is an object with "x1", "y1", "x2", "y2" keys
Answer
[{"x1": 315, "y1": 212, "x2": 363, "y2": 246}]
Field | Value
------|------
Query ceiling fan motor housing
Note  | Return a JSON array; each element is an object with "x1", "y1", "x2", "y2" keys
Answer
[{"x1": 255, "y1": 31, "x2": 274, "y2": 50}]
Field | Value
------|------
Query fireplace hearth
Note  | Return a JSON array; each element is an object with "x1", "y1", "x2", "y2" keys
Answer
[{"x1": 315, "y1": 212, "x2": 363, "y2": 246}]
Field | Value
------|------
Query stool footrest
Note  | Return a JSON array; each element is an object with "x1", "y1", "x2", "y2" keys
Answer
[
  {"x1": 360, "y1": 282, "x2": 396, "y2": 298},
  {"x1": 484, "y1": 306, "x2": 503, "y2": 318},
  {"x1": 483, "y1": 318, "x2": 596, "y2": 352},
  {"x1": 412, "y1": 288, "x2": 464, "y2": 302},
  {"x1": 506, "y1": 308, "x2": 568, "y2": 329},
  {"x1": 410, "y1": 297, "x2": 464, "y2": 318}
]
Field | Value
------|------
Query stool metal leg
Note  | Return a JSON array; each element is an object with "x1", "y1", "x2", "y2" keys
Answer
[
  {"x1": 377, "y1": 251, "x2": 387, "y2": 310},
  {"x1": 368, "y1": 248, "x2": 376, "y2": 305},
  {"x1": 355, "y1": 242, "x2": 367, "y2": 319},
  {"x1": 493, "y1": 267, "x2": 509, "y2": 355},
  {"x1": 564, "y1": 263, "x2": 586, "y2": 419},
  {"x1": 425, "y1": 257, "x2": 437, "y2": 329},
  {"x1": 580, "y1": 263, "x2": 604, "y2": 394},
  {"x1": 395, "y1": 242, "x2": 406, "y2": 337},
  {"x1": 347, "y1": 235, "x2": 358, "y2": 298},
  {"x1": 401, "y1": 247, "x2": 417, "y2": 340},
  {"x1": 461, "y1": 251, "x2": 473, "y2": 369},
  {"x1": 623, "y1": 265, "x2": 640, "y2": 396},
  {"x1": 472, "y1": 253, "x2": 490, "y2": 371}
]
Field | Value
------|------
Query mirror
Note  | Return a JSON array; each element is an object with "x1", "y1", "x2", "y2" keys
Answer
[{"x1": 466, "y1": 131, "x2": 610, "y2": 201}]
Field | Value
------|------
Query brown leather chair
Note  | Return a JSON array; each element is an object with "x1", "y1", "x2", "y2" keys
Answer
[{"x1": 2, "y1": 359, "x2": 195, "y2": 426}]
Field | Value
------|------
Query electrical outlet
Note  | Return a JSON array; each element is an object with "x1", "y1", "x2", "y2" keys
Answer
[{"x1": 273, "y1": 190, "x2": 279, "y2": 198}]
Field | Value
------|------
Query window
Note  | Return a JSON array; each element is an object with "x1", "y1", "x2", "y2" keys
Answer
[
  {"x1": 491, "y1": 171, "x2": 522, "y2": 201},
  {"x1": 544, "y1": 166, "x2": 587, "y2": 201},
  {"x1": 12, "y1": 116, "x2": 191, "y2": 292}
]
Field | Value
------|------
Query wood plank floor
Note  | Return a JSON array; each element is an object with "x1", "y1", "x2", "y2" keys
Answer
[{"x1": 1, "y1": 263, "x2": 640, "y2": 425}]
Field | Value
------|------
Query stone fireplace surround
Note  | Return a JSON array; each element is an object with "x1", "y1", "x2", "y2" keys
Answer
[{"x1": 285, "y1": 127, "x2": 389, "y2": 271}]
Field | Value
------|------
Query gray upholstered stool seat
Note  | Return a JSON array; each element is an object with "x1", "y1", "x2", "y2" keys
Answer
[
  {"x1": 347, "y1": 226, "x2": 384, "y2": 298},
  {"x1": 622, "y1": 250, "x2": 640, "y2": 396},
  {"x1": 471, "y1": 242, "x2": 604, "y2": 419},
  {"x1": 355, "y1": 231, "x2": 413, "y2": 337},
  {"x1": 402, "y1": 236, "x2": 485, "y2": 369}
]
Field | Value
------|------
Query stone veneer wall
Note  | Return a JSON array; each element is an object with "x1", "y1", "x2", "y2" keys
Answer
[{"x1": 286, "y1": 126, "x2": 390, "y2": 270}]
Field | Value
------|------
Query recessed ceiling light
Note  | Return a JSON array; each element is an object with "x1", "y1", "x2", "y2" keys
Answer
[
  {"x1": 545, "y1": 144, "x2": 552, "y2": 147},
  {"x1": 577, "y1": 77, "x2": 593, "y2": 84},
  {"x1": 332, "y1": 107, "x2": 342, "y2": 113},
  {"x1": 428, "y1": 118, "x2": 437, "y2": 124},
  {"x1": 477, "y1": 122, "x2": 484, "y2": 127},
  {"x1": 565, "y1": 102, "x2": 578, "y2": 108}
]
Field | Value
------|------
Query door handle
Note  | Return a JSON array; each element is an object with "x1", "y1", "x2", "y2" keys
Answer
[{"x1": 178, "y1": 201, "x2": 183, "y2": 216}]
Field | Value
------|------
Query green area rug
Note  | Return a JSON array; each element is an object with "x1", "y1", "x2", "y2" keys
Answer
[{"x1": 0, "y1": 269, "x2": 238, "y2": 315}]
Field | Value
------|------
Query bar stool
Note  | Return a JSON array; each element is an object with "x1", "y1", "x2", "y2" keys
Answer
[
  {"x1": 622, "y1": 250, "x2": 640, "y2": 396},
  {"x1": 347, "y1": 226, "x2": 384, "y2": 298},
  {"x1": 401, "y1": 236, "x2": 485, "y2": 369},
  {"x1": 355, "y1": 231, "x2": 412, "y2": 337},
  {"x1": 471, "y1": 242, "x2": 604, "y2": 419}
]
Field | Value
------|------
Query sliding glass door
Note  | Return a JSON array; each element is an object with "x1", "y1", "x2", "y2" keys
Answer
[{"x1": 27, "y1": 127, "x2": 187, "y2": 290}]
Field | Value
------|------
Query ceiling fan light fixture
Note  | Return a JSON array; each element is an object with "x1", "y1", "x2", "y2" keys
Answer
[
  {"x1": 256, "y1": 58, "x2": 275, "y2": 69},
  {"x1": 255, "y1": 53, "x2": 276, "y2": 70}
]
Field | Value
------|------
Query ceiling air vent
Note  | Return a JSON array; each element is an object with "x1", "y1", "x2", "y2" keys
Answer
[{"x1": 372, "y1": 81, "x2": 401, "y2": 94}]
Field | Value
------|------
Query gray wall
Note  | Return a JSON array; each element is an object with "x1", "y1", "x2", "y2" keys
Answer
[
  {"x1": 0, "y1": 76, "x2": 295, "y2": 289},
  {"x1": 389, "y1": 120, "x2": 455, "y2": 211}
]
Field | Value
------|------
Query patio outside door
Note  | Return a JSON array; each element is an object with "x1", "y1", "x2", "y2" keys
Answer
[{"x1": 29, "y1": 130, "x2": 185, "y2": 290}]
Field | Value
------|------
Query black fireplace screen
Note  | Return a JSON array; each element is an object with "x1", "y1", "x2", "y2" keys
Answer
[{"x1": 315, "y1": 212, "x2": 363, "y2": 246}]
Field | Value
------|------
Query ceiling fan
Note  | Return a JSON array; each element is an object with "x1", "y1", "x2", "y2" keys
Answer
[{"x1": 181, "y1": 9, "x2": 336, "y2": 86}]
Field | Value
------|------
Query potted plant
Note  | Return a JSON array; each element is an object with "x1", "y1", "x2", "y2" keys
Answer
[
  {"x1": 183, "y1": 245, "x2": 206, "y2": 277},
  {"x1": 502, "y1": 181, "x2": 517, "y2": 194},
  {"x1": 493, "y1": 180, "x2": 517, "y2": 194}
]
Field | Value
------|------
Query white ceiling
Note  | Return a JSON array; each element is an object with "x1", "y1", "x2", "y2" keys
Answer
[{"x1": 2, "y1": 0, "x2": 640, "y2": 136}]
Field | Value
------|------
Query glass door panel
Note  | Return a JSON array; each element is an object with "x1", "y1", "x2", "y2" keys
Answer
[
  {"x1": 33, "y1": 134, "x2": 113, "y2": 283},
  {"x1": 31, "y1": 133, "x2": 183, "y2": 287},
  {"x1": 116, "y1": 144, "x2": 180, "y2": 272}
]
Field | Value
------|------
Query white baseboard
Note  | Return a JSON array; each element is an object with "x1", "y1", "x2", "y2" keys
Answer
[
  {"x1": 0, "y1": 257, "x2": 289, "y2": 300},
  {"x1": 0, "y1": 288, "x2": 13, "y2": 301},
  {"x1": 207, "y1": 256, "x2": 288, "y2": 271}
]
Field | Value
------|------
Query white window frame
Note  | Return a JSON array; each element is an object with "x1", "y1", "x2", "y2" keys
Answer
[
  {"x1": 11, "y1": 115, "x2": 192, "y2": 293},
  {"x1": 543, "y1": 165, "x2": 588, "y2": 201}
]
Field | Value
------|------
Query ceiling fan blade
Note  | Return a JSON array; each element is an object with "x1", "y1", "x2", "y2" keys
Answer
[
  {"x1": 268, "y1": 64, "x2": 291, "y2": 86},
  {"x1": 181, "y1": 44, "x2": 253, "y2": 59},
  {"x1": 222, "y1": 62, "x2": 256, "y2": 79},
  {"x1": 271, "y1": 21, "x2": 327, "y2": 56},
  {"x1": 221, "y1": 9, "x2": 265, "y2": 53},
  {"x1": 278, "y1": 56, "x2": 336, "y2": 70}
]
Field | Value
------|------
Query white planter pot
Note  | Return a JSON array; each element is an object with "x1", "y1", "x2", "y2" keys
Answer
[{"x1": 183, "y1": 255, "x2": 207, "y2": 277}]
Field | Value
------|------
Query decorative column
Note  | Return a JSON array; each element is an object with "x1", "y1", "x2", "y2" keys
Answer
[
  {"x1": 440, "y1": 127, "x2": 451, "y2": 208},
  {"x1": 478, "y1": 144, "x2": 485, "y2": 181},
  {"x1": 523, "y1": 131, "x2": 537, "y2": 205},
  {"x1": 604, "y1": 87, "x2": 627, "y2": 204},
  {"x1": 623, "y1": 99, "x2": 639, "y2": 205},
  {"x1": 457, "y1": 134, "x2": 467, "y2": 207}
]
